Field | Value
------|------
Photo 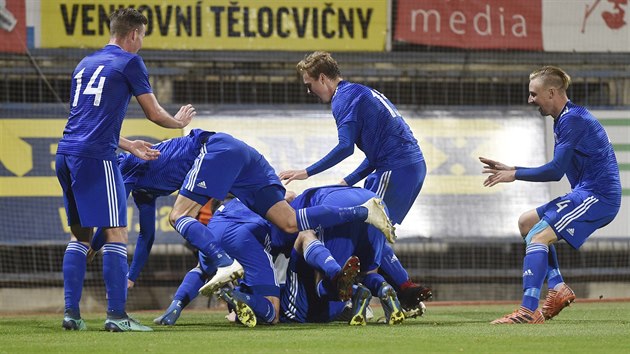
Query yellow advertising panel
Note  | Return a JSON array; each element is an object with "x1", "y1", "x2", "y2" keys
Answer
[
  {"x1": 0, "y1": 119, "x2": 181, "y2": 197},
  {"x1": 40, "y1": 0, "x2": 388, "y2": 51}
]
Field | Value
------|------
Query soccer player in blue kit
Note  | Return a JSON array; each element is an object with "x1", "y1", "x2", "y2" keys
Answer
[
  {"x1": 480, "y1": 66, "x2": 621, "y2": 324},
  {"x1": 56, "y1": 8, "x2": 195, "y2": 332},
  {"x1": 279, "y1": 51, "x2": 431, "y2": 313}
]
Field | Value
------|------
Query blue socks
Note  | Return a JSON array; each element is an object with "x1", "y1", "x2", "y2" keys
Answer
[
  {"x1": 304, "y1": 240, "x2": 340, "y2": 279},
  {"x1": 546, "y1": 245, "x2": 564, "y2": 290},
  {"x1": 175, "y1": 216, "x2": 233, "y2": 267},
  {"x1": 63, "y1": 241, "x2": 89, "y2": 317},
  {"x1": 379, "y1": 244, "x2": 409, "y2": 289},
  {"x1": 174, "y1": 268, "x2": 206, "y2": 307},
  {"x1": 521, "y1": 243, "x2": 549, "y2": 311},
  {"x1": 103, "y1": 243, "x2": 128, "y2": 318},
  {"x1": 362, "y1": 272, "x2": 387, "y2": 296},
  {"x1": 295, "y1": 205, "x2": 367, "y2": 231}
]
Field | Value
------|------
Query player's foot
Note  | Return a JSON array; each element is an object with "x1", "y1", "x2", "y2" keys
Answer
[
  {"x1": 199, "y1": 259, "x2": 244, "y2": 297},
  {"x1": 398, "y1": 283, "x2": 432, "y2": 311},
  {"x1": 333, "y1": 256, "x2": 360, "y2": 301},
  {"x1": 378, "y1": 283, "x2": 405, "y2": 325},
  {"x1": 361, "y1": 197, "x2": 396, "y2": 244},
  {"x1": 404, "y1": 302, "x2": 427, "y2": 319},
  {"x1": 542, "y1": 283, "x2": 576, "y2": 320},
  {"x1": 349, "y1": 284, "x2": 372, "y2": 326},
  {"x1": 62, "y1": 315, "x2": 87, "y2": 331},
  {"x1": 218, "y1": 287, "x2": 257, "y2": 328},
  {"x1": 104, "y1": 314, "x2": 153, "y2": 332},
  {"x1": 153, "y1": 300, "x2": 183, "y2": 326},
  {"x1": 490, "y1": 306, "x2": 544, "y2": 324}
]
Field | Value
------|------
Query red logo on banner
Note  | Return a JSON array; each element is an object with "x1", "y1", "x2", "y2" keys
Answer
[
  {"x1": 582, "y1": 0, "x2": 627, "y2": 33},
  {"x1": 0, "y1": 0, "x2": 26, "y2": 53},
  {"x1": 394, "y1": 0, "x2": 543, "y2": 50}
]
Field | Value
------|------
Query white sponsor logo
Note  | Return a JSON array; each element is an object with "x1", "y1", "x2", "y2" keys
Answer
[
  {"x1": 522, "y1": 269, "x2": 533, "y2": 277},
  {"x1": 197, "y1": 181, "x2": 207, "y2": 189},
  {"x1": 567, "y1": 228, "x2": 575, "y2": 236}
]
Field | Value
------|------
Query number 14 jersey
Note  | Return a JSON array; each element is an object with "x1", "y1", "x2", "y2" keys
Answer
[{"x1": 57, "y1": 44, "x2": 152, "y2": 161}]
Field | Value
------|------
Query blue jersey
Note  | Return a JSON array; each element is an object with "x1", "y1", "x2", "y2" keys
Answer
[
  {"x1": 119, "y1": 129, "x2": 212, "y2": 196},
  {"x1": 57, "y1": 45, "x2": 152, "y2": 161},
  {"x1": 516, "y1": 101, "x2": 622, "y2": 205},
  {"x1": 553, "y1": 102, "x2": 621, "y2": 205},
  {"x1": 332, "y1": 81, "x2": 423, "y2": 170}
]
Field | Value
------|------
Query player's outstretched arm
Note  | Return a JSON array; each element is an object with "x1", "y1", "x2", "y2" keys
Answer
[
  {"x1": 119, "y1": 136, "x2": 160, "y2": 160},
  {"x1": 136, "y1": 93, "x2": 195, "y2": 129}
]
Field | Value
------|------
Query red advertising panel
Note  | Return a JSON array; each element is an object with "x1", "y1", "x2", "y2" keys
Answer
[
  {"x1": 395, "y1": 0, "x2": 543, "y2": 50},
  {"x1": 0, "y1": 0, "x2": 26, "y2": 53}
]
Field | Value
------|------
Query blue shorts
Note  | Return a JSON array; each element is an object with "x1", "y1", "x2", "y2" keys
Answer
[
  {"x1": 537, "y1": 190, "x2": 619, "y2": 249},
  {"x1": 211, "y1": 220, "x2": 280, "y2": 297},
  {"x1": 363, "y1": 160, "x2": 426, "y2": 225},
  {"x1": 56, "y1": 154, "x2": 127, "y2": 228},
  {"x1": 179, "y1": 133, "x2": 284, "y2": 217},
  {"x1": 280, "y1": 252, "x2": 346, "y2": 323}
]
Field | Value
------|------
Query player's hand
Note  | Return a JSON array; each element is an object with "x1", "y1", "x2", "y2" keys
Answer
[
  {"x1": 129, "y1": 139, "x2": 160, "y2": 161},
  {"x1": 278, "y1": 169, "x2": 308, "y2": 185},
  {"x1": 174, "y1": 104, "x2": 196, "y2": 128},
  {"x1": 338, "y1": 179, "x2": 348, "y2": 186},
  {"x1": 482, "y1": 169, "x2": 516, "y2": 187},
  {"x1": 127, "y1": 279, "x2": 135, "y2": 289},
  {"x1": 479, "y1": 157, "x2": 514, "y2": 172}
]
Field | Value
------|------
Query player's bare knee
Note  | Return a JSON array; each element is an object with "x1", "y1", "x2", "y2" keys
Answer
[
  {"x1": 518, "y1": 210, "x2": 540, "y2": 238},
  {"x1": 517, "y1": 217, "x2": 529, "y2": 238},
  {"x1": 273, "y1": 214, "x2": 299, "y2": 234},
  {"x1": 168, "y1": 208, "x2": 186, "y2": 227},
  {"x1": 293, "y1": 230, "x2": 316, "y2": 254},
  {"x1": 265, "y1": 202, "x2": 299, "y2": 233},
  {"x1": 104, "y1": 227, "x2": 128, "y2": 244},
  {"x1": 524, "y1": 220, "x2": 553, "y2": 245}
]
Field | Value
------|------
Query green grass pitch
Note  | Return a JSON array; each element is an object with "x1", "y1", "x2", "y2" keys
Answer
[{"x1": 1, "y1": 302, "x2": 628, "y2": 353}]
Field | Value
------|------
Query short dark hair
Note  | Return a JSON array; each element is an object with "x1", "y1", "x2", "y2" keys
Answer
[{"x1": 109, "y1": 8, "x2": 148, "y2": 38}]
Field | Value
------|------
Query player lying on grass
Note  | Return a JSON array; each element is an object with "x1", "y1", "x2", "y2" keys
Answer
[{"x1": 481, "y1": 66, "x2": 621, "y2": 324}]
